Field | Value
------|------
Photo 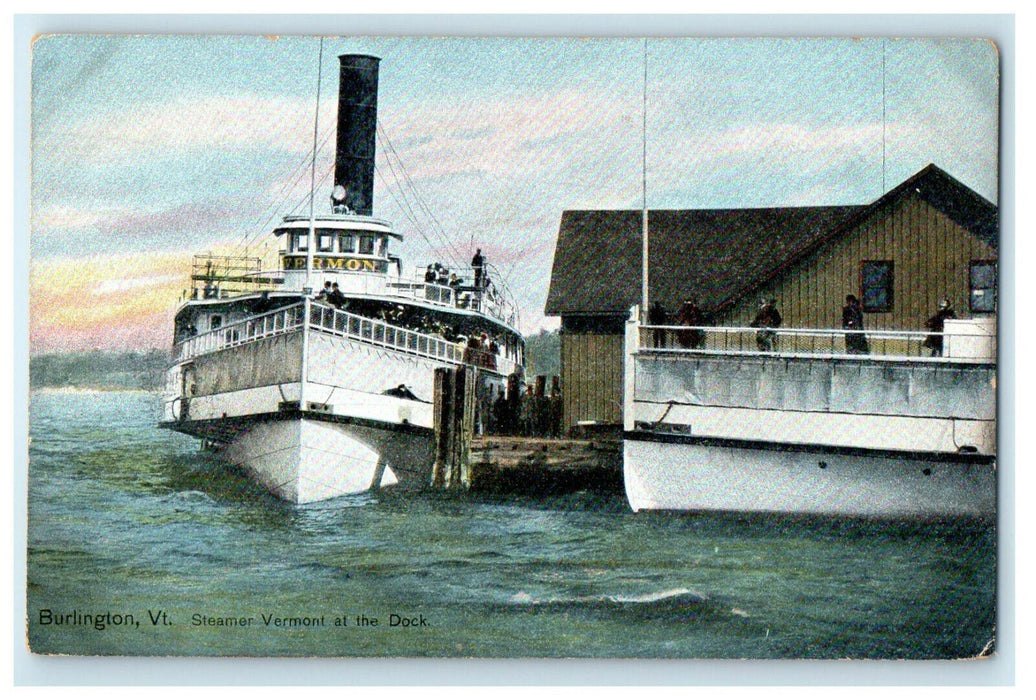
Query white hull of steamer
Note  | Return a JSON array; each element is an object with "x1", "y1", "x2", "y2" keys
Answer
[
  {"x1": 623, "y1": 313, "x2": 997, "y2": 519},
  {"x1": 219, "y1": 417, "x2": 431, "y2": 504},
  {"x1": 623, "y1": 436, "x2": 995, "y2": 518},
  {"x1": 163, "y1": 299, "x2": 517, "y2": 503}
]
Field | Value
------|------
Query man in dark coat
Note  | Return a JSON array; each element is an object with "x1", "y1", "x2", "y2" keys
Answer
[
  {"x1": 841, "y1": 294, "x2": 869, "y2": 354},
  {"x1": 923, "y1": 298, "x2": 956, "y2": 356},
  {"x1": 472, "y1": 248, "x2": 485, "y2": 288},
  {"x1": 677, "y1": 297, "x2": 706, "y2": 349},
  {"x1": 327, "y1": 282, "x2": 347, "y2": 310},
  {"x1": 751, "y1": 298, "x2": 782, "y2": 351},
  {"x1": 647, "y1": 301, "x2": 667, "y2": 348}
]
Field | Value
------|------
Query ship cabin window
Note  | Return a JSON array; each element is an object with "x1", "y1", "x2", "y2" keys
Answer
[
  {"x1": 317, "y1": 231, "x2": 334, "y2": 252},
  {"x1": 358, "y1": 235, "x2": 376, "y2": 255},
  {"x1": 338, "y1": 233, "x2": 355, "y2": 253},
  {"x1": 970, "y1": 260, "x2": 997, "y2": 313},
  {"x1": 860, "y1": 260, "x2": 894, "y2": 313},
  {"x1": 210, "y1": 315, "x2": 223, "y2": 331},
  {"x1": 378, "y1": 237, "x2": 389, "y2": 255},
  {"x1": 291, "y1": 232, "x2": 308, "y2": 252}
]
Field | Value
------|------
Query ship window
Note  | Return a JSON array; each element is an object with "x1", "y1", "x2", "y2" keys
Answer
[
  {"x1": 970, "y1": 260, "x2": 997, "y2": 313},
  {"x1": 860, "y1": 261, "x2": 893, "y2": 313},
  {"x1": 338, "y1": 233, "x2": 355, "y2": 253},
  {"x1": 378, "y1": 237, "x2": 388, "y2": 255},
  {"x1": 210, "y1": 315, "x2": 222, "y2": 330},
  {"x1": 318, "y1": 232, "x2": 334, "y2": 252},
  {"x1": 292, "y1": 233, "x2": 308, "y2": 252},
  {"x1": 359, "y1": 235, "x2": 375, "y2": 255}
]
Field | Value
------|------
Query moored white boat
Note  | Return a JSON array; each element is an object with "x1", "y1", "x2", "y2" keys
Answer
[
  {"x1": 160, "y1": 54, "x2": 524, "y2": 503},
  {"x1": 622, "y1": 308, "x2": 996, "y2": 518}
]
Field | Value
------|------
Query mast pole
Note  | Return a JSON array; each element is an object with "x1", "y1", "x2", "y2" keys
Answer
[
  {"x1": 640, "y1": 38, "x2": 649, "y2": 323},
  {"x1": 304, "y1": 37, "x2": 325, "y2": 295}
]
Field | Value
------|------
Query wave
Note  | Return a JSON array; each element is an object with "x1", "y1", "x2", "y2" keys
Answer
[
  {"x1": 162, "y1": 490, "x2": 218, "y2": 506},
  {"x1": 509, "y1": 586, "x2": 709, "y2": 608}
]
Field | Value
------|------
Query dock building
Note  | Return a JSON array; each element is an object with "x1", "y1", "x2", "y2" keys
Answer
[{"x1": 544, "y1": 163, "x2": 998, "y2": 434}]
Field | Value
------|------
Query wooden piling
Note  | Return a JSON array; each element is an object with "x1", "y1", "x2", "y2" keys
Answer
[{"x1": 432, "y1": 366, "x2": 476, "y2": 489}]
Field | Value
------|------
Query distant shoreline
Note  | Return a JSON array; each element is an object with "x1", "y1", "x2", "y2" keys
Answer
[{"x1": 30, "y1": 386, "x2": 159, "y2": 394}]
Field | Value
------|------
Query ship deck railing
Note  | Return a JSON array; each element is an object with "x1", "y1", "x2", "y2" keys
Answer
[
  {"x1": 187, "y1": 253, "x2": 281, "y2": 299},
  {"x1": 636, "y1": 324, "x2": 996, "y2": 363},
  {"x1": 189, "y1": 265, "x2": 519, "y2": 329},
  {"x1": 174, "y1": 301, "x2": 518, "y2": 376},
  {"x1": 389, "y1": 267, "x2": 518, "y2": 328}
]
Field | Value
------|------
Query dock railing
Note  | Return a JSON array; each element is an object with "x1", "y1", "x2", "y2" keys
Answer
[
  {"x1": 174, "y1": 301, "x2": 518, "y2": 375},
  {"x1": 637, "y1": 324, "x2": 996, "y2": 362}
]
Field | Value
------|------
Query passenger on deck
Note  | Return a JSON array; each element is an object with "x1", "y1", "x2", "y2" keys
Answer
[
  {"x1": 487, "y1": 337, "x2": 500, "y2": 370},
  {"x1": 677, "y1": 297, "x2": 706, "y2": 349},
  {"x1": 327, "y1": 282, "x2": 347, "y2": 310},
  {"x1": 751, "y1": 298, "x2": 782, "y2": 352},
  {"x1": 472, "y1": 248, "x2": 485, "y2": 288},
  {"x1": 841, "y1": 294, "x2": 869, "y2": 354},
  {"x1": 424, "y1": 265, "x2": 436, "y2": 283},
  {"x1": 923, "y1": 298, "x2": 956, "y2": 357},
  {"x1": 648, "y1": 301, "x2": 667, "y2": 348},
  {"x1": 315, "y1": 281, "x2": 332, "y2": 301}
]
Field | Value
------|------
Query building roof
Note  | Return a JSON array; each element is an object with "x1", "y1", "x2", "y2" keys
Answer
[{"x1": 544, "y1": 164, "x2": 998, "y2": 317}]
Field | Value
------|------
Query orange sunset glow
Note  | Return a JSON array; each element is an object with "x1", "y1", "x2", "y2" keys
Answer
[{"x1": 27, "y1": 247, "x2": 281, "y2": 355}]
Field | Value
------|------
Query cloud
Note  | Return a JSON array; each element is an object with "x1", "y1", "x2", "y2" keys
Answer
[
  {"x1": 29, "y1": 251, "x2": 191, "y2": 354},
  {"x1": 40, "y1": 94, "x2": 315, "y2": 169},
  {"x1": 92, "y1": 274, "x2": 182, "y2": 296}
]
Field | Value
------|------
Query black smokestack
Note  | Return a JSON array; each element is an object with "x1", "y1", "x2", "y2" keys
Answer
[{"x1": 335, "y1": 55, "x2": 380, "y2": 217}]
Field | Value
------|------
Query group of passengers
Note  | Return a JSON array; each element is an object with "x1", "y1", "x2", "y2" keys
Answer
[
  {"x1": 462, "y1": 332, "x2": 502, "y2": 370},
  {"x1": 648, "y1": 294, "x2": 958, "y2": 357},
  {"x1": 314, "y1": 280, "x2": 347, "y2": 309},
  {"x1": 841, "y1": 295, "x2": 957, "y2": 357}
]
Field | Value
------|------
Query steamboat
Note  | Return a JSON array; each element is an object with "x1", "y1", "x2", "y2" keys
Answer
[
  {"x1": 160, "y1": 54, "x2": 524, "y2": 503},
  {"x1": 623, "y1": 311, "x2": 996, "y2": 518}
]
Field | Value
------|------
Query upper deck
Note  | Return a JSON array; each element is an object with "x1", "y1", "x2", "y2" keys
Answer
[
  {"x1": 181, "y1": 213, "x2": 520, "y2": 330},
  {"x1": 631, "y1": 317, "x2": 996, "y2": 364}
]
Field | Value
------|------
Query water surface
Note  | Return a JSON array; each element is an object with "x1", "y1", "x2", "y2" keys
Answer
[{"x1": 26, "y1": 390, "x2": 996, "y2": 658}]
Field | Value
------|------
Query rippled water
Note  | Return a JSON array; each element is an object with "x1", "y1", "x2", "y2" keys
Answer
[{"x1": 26, "y1": 390, "x2": 996, "y2": 658}]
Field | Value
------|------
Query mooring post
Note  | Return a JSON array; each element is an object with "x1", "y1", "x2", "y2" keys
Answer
[{"x1": 432, "y1": 366, "x2": 474, "y2": 489}]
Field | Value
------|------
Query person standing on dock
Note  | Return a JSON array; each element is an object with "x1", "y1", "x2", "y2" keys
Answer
[
  {"x1": 751, "y1": 298, "x2": 782, "y2": 352},
  {"x1": 841, "y1": 294, "x2": 869, "y2": 354}
]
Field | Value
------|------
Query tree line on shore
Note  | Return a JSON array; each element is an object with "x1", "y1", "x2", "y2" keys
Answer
[{"x1": 29, "y1": 350, "x2": 169, "y2": 390}]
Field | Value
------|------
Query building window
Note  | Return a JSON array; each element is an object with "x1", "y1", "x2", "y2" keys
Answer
[
  {"x1": 970, "y1": 260, "x2": 997, "y2": 313},
  {"x1": 860, "y1": 261, "x2": 894, "y2": 313}
]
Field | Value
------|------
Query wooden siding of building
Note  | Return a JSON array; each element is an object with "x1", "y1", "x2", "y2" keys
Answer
[
  {"x1": 723, "y1": 193, "x2": 997, "y2": 331},
  {"x1": 560, "y1": 333, "x2": 624, "y2": 429}
]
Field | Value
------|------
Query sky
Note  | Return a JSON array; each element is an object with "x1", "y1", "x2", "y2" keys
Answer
[{"x1": 26, "y1": 30, "x2": 1001, "y2": 354}]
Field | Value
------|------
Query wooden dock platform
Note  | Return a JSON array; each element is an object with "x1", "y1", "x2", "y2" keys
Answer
[{"x1": 468, "y1": 436, "x2": 623, "y2": 495}]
